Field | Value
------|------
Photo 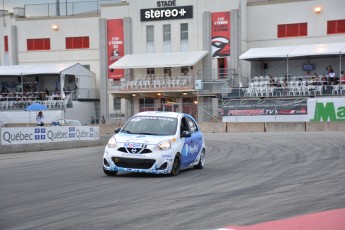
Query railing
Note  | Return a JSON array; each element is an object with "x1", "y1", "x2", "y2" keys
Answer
[
  {"x1": 222, "y1": 79, "x2": 345, "y2": 98},
  {"x1": 106, "y1": 103, "x2": 222, "y2": 123},
  {"x1": 108, "y1": 75, "x2": 195, "y2": 92},
  {"x1": 0, "y1": 99, "x2": 65, "y2": 111},
  {"x1": 22, "y1": 0, "x2": 119, "y2": 17},
  {"x1": 76, "y1": 88, "x2": 99, "y2": 100}
]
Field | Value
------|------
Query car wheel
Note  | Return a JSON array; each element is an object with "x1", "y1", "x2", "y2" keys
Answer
[
  {"x1": 103, "y1": 168, "x2": 118, "y2": 176},
  {"x1": 170, "y1": 153, "x2": 181, "y2": 176},
  {"x1": 194, "y1": 149, "x2": 205, "y2": 169}
]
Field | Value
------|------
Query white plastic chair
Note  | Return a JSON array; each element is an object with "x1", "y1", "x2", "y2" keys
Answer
[
  {"x1": 332, "y1": 85, "x2": 340, "y2": 95},
  {"x1": 315, "y1": 85, "x2": 323, "y2": 96}
]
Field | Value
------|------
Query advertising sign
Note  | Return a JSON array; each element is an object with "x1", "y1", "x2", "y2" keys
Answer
[
  {"x1": 222, "y1": 97, "x2": 345, "y2": 123},
  {"x1": 141, "y1": 5, "x2": 193, "y2": 21},
  {"x1": 1, "y1": 126, "x2": 99, "y2": 145},
  {"x1": 211, "y1": 12, "x2": 230, "y2": 58},
  {"x1": 107, "y1": 19, "x2": 124, "y2": 79},
  {"x1": 223, "y1": 98, "x2": 307, "y2": 116},
  {"x1": 309, "y1": 98, "x2": 345, "y2": 121}
]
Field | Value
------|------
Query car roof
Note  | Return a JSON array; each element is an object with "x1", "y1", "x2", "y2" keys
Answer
[{"x1": 134, "y1": 111, "x2": 183, "y2": 118}]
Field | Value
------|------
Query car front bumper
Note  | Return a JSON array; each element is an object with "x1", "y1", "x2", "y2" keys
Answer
[{"x1": 103, "y1": 147, "x2": 175, "y2": 174}]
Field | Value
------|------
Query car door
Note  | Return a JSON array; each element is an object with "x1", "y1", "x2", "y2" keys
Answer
[{"x1": 180, "y1": 116, "x2": 202, "y2": 168}]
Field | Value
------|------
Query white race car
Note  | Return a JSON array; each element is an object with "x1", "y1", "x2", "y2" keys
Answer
[{"x1": 103, "y1": 111, "x2": 206, "y2": 176}]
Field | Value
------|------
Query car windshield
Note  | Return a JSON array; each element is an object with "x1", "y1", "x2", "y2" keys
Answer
[{"x1": 121, "y1": 116, "x2": 177, "y2": 136}]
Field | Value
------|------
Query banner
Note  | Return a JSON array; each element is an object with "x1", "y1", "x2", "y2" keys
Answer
[
  {"x1": 222, "y1": 98, "x2": 308, "y2": 116},
  {"x1": 211, "y1": 12, "x2": 230, "y2": 58},
  {"x1": 107, "y1": 19, "x2": 124, "y2": 79},
  {"x1": 1, "y1": 126, "x2": 99, "y2": 145}
]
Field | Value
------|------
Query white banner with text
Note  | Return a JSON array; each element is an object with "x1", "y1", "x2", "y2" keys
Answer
[{"x1": 1, "y1": 126, "x2": 99, "y2": 145}]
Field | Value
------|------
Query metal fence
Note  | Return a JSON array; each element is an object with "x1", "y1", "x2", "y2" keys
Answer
[{"x1": 106, "y1": 103, "x2": 223, "y2": 124}]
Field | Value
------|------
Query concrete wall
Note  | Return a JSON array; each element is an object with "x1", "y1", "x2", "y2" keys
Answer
[
  {"x1": 227, "y1": 122, "x2": 264, "y2": 133},
  {"x1": 306, "y1": 122, "x2": 345, "y2": 132},
  {"x1": 198, "y1": 122, "x2": 227, "y2": 133},
  {"x1": 265, "y1": 122, "x2": 306, "y2": 132},
  {"x1": 2, "y1": 122, "x2": 345, "y2": 154}
]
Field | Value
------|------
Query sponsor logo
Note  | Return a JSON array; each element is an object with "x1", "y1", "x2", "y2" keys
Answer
[
  {"x1": 311, "y1": 102, "x2": 345, "y2": 121},
  {"x1": 141, "y1": 5, "x2": 193, "y2": 21}
]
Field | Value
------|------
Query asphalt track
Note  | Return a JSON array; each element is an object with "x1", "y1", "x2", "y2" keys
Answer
[{"x1": 1, "y1": 132, "x2": 345, "y2": 230}]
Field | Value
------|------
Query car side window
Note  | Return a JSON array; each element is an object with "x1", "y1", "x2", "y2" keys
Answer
[
  {"x1": 186, "y1": 117, "x2": 198, "y2": 133},
  {"x1": 180, "y1": 117, "x2": 190, "y2": 135}
]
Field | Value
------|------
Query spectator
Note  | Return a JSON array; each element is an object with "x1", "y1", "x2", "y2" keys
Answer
[
  {"x1": 269, "y1": 75, "x2": 276, "y2": 86},
  {"x1": 321, "y1": 74, "x2": 327, "y2": 85},
  {"x1": 329, "y1": 69, "x2": 336, "y2": 85},
  {"x1": 340, "y1": 71, "x2": 345, "y2": 85},
  {"x1": 36, "y1": 111, "x2": 45, "y2": 126}
]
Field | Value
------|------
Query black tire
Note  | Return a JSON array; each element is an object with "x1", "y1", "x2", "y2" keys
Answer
[
  {"x1": 103, "y1": 168, "x2": 118, "y2": 176},
  {"x1": 194, "y1": 149, "x2": 205, "y2": 169},
  {"x1": 170, "y1": 154, "x2": 181, "y2": 176}
]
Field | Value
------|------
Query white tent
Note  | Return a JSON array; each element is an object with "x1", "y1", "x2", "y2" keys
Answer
[
  {"x1": 239, "y1": 46, "x2": 296, "y2": 60},
  {"x1": 0, "y1": 63, "x2": 96, "y2": 99},
  {"x1": 239, "y1": 42, "x2": 345, "y2": 78},
  {"x1": 109, "y1": 51, "x2": 209, "y2": 69}
]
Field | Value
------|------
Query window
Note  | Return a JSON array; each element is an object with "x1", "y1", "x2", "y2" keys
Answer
[
  {"x1": 180, "y1": 23, "x2": 189, "y2": 51},
  {"x1": 277, "y1": 23, "x2": 307, "y2": 38},
  {"x1": 113, "y1": 97, "x2": 121, "y2": 110},
  {"x1": 27, "y1": 38, "x2": 50, "y2": 50},
  {"x1": 327, "y1": 19, "x2": 345, "y2": 34},
  {"x1": 181, "y1": 66, "x2": 189, "y2": 76},
  {"x1": 147, "y1": 68, "x2": 155, "y2": 78},
  {"x1": 140, "y1": 98, "x2": 155, "y2": 112},
  {"x1": 163, "y1": 24, "x2": 171, "y2": 52},
  {"x1": 186, "y1": 117, "x2": 198, "y2": 133},
  {"x1": 4, "y1": 36, "x2": 8, "y2": 52},
  {"x1": 82, "y1": 64, "x2": 90, "y2": 70},
  {"x1": 164, "y1": 67, "x2": 172, "y2": 77},
  {"x1": 146, "y1": 25, "x2": 155, "y2": 53},
  {"x1": 66, "y1": 36, "x2": 90, "y2": 49}
]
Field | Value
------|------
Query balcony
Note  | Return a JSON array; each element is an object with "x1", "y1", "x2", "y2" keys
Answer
[
  {"x1": 108, "y1": 74, "x2": 196, "y2": 93},
  {"x1": 108, "y1": 68, "x2": 234, "y2": 97}
]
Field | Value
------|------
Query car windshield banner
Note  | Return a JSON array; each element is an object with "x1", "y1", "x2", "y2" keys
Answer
[{"x1": 222, "y1": 98, "x2": 308, "y2": 116}]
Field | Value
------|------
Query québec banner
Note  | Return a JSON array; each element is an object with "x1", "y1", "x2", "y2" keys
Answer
[{"x1": 1, "y1": 126, "x2": 99, "y2": 145}]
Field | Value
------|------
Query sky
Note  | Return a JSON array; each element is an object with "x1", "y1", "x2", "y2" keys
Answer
[{"x1": 2, "y1": 0, "x2": 121, "y2": 15}]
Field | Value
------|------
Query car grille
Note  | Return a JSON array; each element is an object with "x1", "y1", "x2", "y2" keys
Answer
[
  {"x1": 117, "y1": 147, "x2": 152, "y2": 154},
  {"x1": 112, "y1": 157, "x2": 156, "y2": 169}
]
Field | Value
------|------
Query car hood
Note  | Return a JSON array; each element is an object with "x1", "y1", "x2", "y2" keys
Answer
[{"x1": 114, "y1": 132, "x2": 175, "y2": 145}]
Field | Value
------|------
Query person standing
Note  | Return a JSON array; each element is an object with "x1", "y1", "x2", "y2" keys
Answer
[
  {"x1": 36, "y1": 111, "x2": 45, "y2": 126},
  {"x1": 329, "y1": 69, "x2": 336, "y2": 85}
]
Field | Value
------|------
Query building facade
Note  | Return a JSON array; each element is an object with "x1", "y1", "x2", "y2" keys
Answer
[{"x1": 1, "y1": 0, "x2": 345, "y2": 123}]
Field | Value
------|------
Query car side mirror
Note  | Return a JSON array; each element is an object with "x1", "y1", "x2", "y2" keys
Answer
[
  {"x1": 181, "y1": 131, "x2": 191, "y2": 137},
  {"x1": 114, "y1": 127, "x2": 121, "y2": 133}
]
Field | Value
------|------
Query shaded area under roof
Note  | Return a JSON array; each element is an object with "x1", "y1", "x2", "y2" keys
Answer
[
  {"x1": 239, "y1": 42, "x2": 345, "y2": 61},
  {"x1": 109, "y1": 51, "x2": 209, "y2": 69}
]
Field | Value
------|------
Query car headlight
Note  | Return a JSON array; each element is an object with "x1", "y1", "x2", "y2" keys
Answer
[
  {"x1": 156, "y1": 139, "x2": 171, "y2": 151},
  {"x1": 107, "y1": 136, "x2": 117, "y2": 148}
]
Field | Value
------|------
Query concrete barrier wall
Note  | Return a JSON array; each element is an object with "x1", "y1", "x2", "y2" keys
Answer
[
  {"x1": 265, "y1": 122, "x2": 306, "y2": 132},
  {"x1": 0, "y1": 140, "x2": 101, "y2": 154},
  {"x1": 2, "y1": 122, "x2": 345, "y2": 154},
  {"x1": 198, "y1": 122, "x2": 226, "y2": 133},
  {"x1": 226, "y1": 122, "x2": 265, "y2": 133},
  {"x1": 306, "y1": 122, "x2": 345, "y2": 132}
]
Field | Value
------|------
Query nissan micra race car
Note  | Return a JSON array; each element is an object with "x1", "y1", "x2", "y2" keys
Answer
[{"x1": 103, "y1": 111, "x2": 206, "y2": 176}]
